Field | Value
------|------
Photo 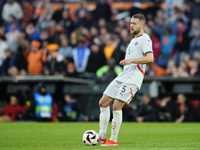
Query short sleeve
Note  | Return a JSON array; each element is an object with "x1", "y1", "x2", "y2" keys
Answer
[{"x1": 142, "y1": 37, "x2": 153, "y2": 55}]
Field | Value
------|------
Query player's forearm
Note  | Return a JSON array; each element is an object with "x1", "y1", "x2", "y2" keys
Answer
[
  {"x1": 119, "y1": 53, "x2": 154, "y2": 66},
  {"x1": 131, "y1": 54, "x2": 154, "y2": 64}
]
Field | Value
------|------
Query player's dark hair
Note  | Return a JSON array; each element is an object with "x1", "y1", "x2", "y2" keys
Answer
[{"x1": 132, "y1": 14, "x2": 146, "y2": 24}]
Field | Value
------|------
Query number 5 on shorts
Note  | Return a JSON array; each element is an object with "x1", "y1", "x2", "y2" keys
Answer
[{"x1": 120, "y1": 85, "x2": 127, "y2": 96}]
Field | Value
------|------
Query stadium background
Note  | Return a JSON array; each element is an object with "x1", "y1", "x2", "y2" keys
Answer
[{"x1": 0, "y1": 0, "x2": 200, "y2": 122}]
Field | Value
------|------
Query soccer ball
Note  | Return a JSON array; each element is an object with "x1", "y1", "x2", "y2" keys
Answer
[{"x1": 82, "y1": 130, "x2": 99, "y2": 146}]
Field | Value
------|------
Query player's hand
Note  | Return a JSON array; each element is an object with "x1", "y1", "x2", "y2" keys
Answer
[{"x1": 119, "y1": 59, "x2": 132, "y2": 65}]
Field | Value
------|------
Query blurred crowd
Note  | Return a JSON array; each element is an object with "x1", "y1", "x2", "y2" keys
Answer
[
  {"x1": 0, "y1": 0, "x2": 200, "y2": 81},
  {"x1": 0, "y1": 82, "x2": 93, "y2": 122},
  {"x1": 123, "y1": 92, "x2": 200, "y2": 122},
  {"x1": 1, "y1": 82, "x2": 200, "y2": 122}
]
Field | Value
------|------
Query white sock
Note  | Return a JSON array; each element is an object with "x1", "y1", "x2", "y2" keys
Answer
[
  {"x1": 110, "y1": 110, "x2": 122, "y2": 142},
  {"x1": 99, "y1": 106, "x2": 110, "y2": 139}
]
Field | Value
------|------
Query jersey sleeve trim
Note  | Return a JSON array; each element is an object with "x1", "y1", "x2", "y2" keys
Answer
[{"x1": 145, "y1": 51, "x2": 153, "y2": 55}]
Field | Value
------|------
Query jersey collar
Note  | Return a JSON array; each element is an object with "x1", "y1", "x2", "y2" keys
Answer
[{"x1": 135, "y1": 34, "x2": 143, "y2": 38}]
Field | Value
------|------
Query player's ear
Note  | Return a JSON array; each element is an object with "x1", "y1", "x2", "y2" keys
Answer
[{"x1": 141, "y1": 22, "x2": 145, "y2": 28}]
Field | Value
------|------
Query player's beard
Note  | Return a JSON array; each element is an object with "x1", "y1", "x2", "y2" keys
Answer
[{"x1": 132, "y1": 28, "x2": 140, "y2": 36}]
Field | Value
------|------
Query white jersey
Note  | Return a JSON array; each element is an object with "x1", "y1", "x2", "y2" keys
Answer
[{"x1": 116, "y1": 33, "x2": 153, "y2": 89}]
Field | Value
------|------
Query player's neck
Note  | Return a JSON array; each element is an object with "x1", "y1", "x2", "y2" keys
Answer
[{"x1": 134, "y1": 30, "x2": 144, "y2": 38}]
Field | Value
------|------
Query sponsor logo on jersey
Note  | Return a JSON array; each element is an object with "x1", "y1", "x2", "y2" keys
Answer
[{"x1": 135, "y1": 41, "x2": 138, "y2": 46}]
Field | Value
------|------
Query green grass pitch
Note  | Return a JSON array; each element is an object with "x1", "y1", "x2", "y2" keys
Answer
[{"x1": 0, "y1": 122, "x2": 200, "y2": 150}]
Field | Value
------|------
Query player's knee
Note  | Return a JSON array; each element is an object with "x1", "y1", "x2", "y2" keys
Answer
[
  {"x1": 112, "y1": 100, "x2": 124, "y2": 111},
  {"x1": 112, "y1": 103, "x2": 119, "y2": 111},
  {"x1": 99, "y1": 100, "x2": 107, "y2": 108},
  {"x1": 99, "y1": 100, "x2": 103, "y2": 107}
]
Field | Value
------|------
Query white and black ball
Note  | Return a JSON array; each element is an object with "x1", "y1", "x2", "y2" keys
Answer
[{"x1": 82, "y1": 130, "x2": 99, "y2": 146}]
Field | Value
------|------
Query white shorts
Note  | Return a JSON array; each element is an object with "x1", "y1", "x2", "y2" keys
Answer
[{"x1": 103, "y1": 79, "x2": 139, "y2": 104}]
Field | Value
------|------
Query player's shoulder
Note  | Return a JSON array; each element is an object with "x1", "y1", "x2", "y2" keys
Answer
[
  {"x1": 142, "y1": 33, "x2": 151, "y2": 39},
  {"x1": 141, "y1": 33, "x2": 152, "y2": 43}
]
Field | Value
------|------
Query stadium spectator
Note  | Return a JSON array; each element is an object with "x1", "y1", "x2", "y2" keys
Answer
[
  {"x1": 136, "y1": 94, "x2": 157, "y2": 122},
  {"x1": 166, "y1": 59, "x2": 178, "y2": 77},
  {"x1": 98, "y1": 18, "x2": 107, "y2": 29},
  {"x1": 6, "y1": 22, "x2": 19, "y2": 53},
  {"x1": 189, "y1": 58, "x2": 199, "y2": 76},
  {"x1": 48, "y1": 20, "x2": 56, "y2": 38},
  {"x1": 156, "y1": 28, "x2": 177, "y2": 68},
  {"x1": 96, "y1": 58, "x2": 122, "y2": 82},
  {"x1": 8, "y1": 39, "x2": 29, "y2": 76},
  {"x1": 69, "y1": 31, "x2": 78, "y2": 48},
  {"x1": 175, "y1": 93, "x2": 195, "y2": 123},
  {"x1": 0, "y1": 25, "x2": 6, "y2": 40},
  {"x1": 157, "y1": 94, "x2": 176, "y2": 122},
  {"x1": 112, "y1": 28, "x2": 130, "y2": 64},
  {"x1": 190, "y1": 0, "x2": 200, "y2": 20},
  {"x1": 2, "y1": 0, "x2": 23, "y2": 23},
  {"x1": 6, "y1": 15, "x2": 21, "y2": 33},
  {"x1": 144, "y1": 1, "x2": 161, "y2": 21},
  {"x1": 175, "y1": 19, "x2": 187, "y2": 50},
  {"x1": 149, "y1": 30, "x2": 161, "y2": 60},
  {"x1": 129, "y1": 2, "x2": 144, "y2": 18},
  {"x1": 94, "y1": 0, "x2": 112, "y2": 22},
  {"x1": 188, "y1": 26, "x2": 200, "y2": 59},
  {"x1": 174, "y1": 21, "x2": 191, "y2": 64},
  {"x1": 36, "y1": 8, "x2": 52, "y2": 32},
  {"x1": 167, "y1": 7, "x2": 187, "y2": 34},
  {"x1": 49, "y1": 23, "x2": 64, "y2": 44},
  {"x1": 40, "y1": 29, "x2": 50, "y2": 41},
  {"x1": 57, "y1": 94, "x2": 84, "y2": 122},
  {"x1": 181, "y1": 1, "x2": 191, "y2": 23},
  {"x1": 23, "y1": 82, "x2": 54, "y2": 122},
  {"x1": 153, "y1": 16, "x2": 166, "y2": 39},
  {"x1": 25, "y1": 22, "x2": 40, "y2": 41},
  {"x1": 176, "y1": 62, "x2": 189, "y2": 77},
  {"x1": 89, "y1": 25, "x2": 100, "y2": 44},
  {"x1": 86, "y1": 40, "x2": 106, "y2": 74},
  {"x1": 58, "y1": 38, "x2": 73, "y2": 59},
  {"x1": 113, "y1": 20, "x2": 125, "y2": 36},
  {"x1": 74, "y1": 0, "x2": 89, "y2": 28},
  {"x1": 18, "y1": 29, "x2": 30, "y2": 44},
  {"x1": 33, "y1": 0, "x2": 52, "y2": 20},
  {"x1": 27, "y1": 40, "x2": 47, "y2": 74},
  {"x1": 188, "y1": 19, "x2": 200, "y2": 38},
  {"x1": 60, "y1": 9, "x2": 74, "y2": 37},
  {"x1": 65, "y1": 62, "x2": 79, "y2": 78},
  {"x1": 1, "y1": 49, "x2": 14, "y2": 76},
  {"x1": 74, "y1": 8, "x2": 90, "y2": 28},
  {"x1": 0, "y1": 94, "x2": 28, "y2": 122},
  {"x1": 0, "y1": 35, "x2": 8, "y2": 68},
  {"x1": 103, "y1": 33, "x2": 119, "y2": 60},
  {"x1": 44, "y1": 43, "x2": 65, "y2": 75},
  {"x1": 52, "y1": 3, "x2": 67, "y2": 23},
  {"x1": 74, "y1": 0, "x2": 88, "y2": 21},
  {"x1": 72, "y1": 35, "x2": 90, "y2": 73}
]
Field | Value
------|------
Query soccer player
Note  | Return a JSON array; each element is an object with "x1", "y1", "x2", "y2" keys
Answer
[{"x1": 98, "y1": 14, "x2": 154, "y2": 146}]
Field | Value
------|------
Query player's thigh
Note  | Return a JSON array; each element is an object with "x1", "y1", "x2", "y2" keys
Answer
[
  {"x1": 116, "y1": 83, "x2": 138, "y2": 104},
  {"x1": 100, "y1": 79, "x2": 121, "y2": 107},
  {"x1": 113, "y1": 99, "x2": 126, "y2": 111},
  {"x1": 103, "y1": 79, "x2": 121, "y2": 99},
  {"x1": 99, "y1": 94, "x2": 114, "y2": 108}
]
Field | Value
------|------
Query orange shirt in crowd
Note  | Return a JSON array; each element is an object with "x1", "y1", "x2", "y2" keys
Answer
[
  {"x1": 27, "y1": 49, "x2": 47, "y2": 74},
  {"x1": 104, "y1": 45, "x2": 115, "y2": 59}
]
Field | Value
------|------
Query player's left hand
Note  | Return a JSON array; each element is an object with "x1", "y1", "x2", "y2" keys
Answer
[{"x1": 119, "y1": 59, "x2": 133, "y2": 65}]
